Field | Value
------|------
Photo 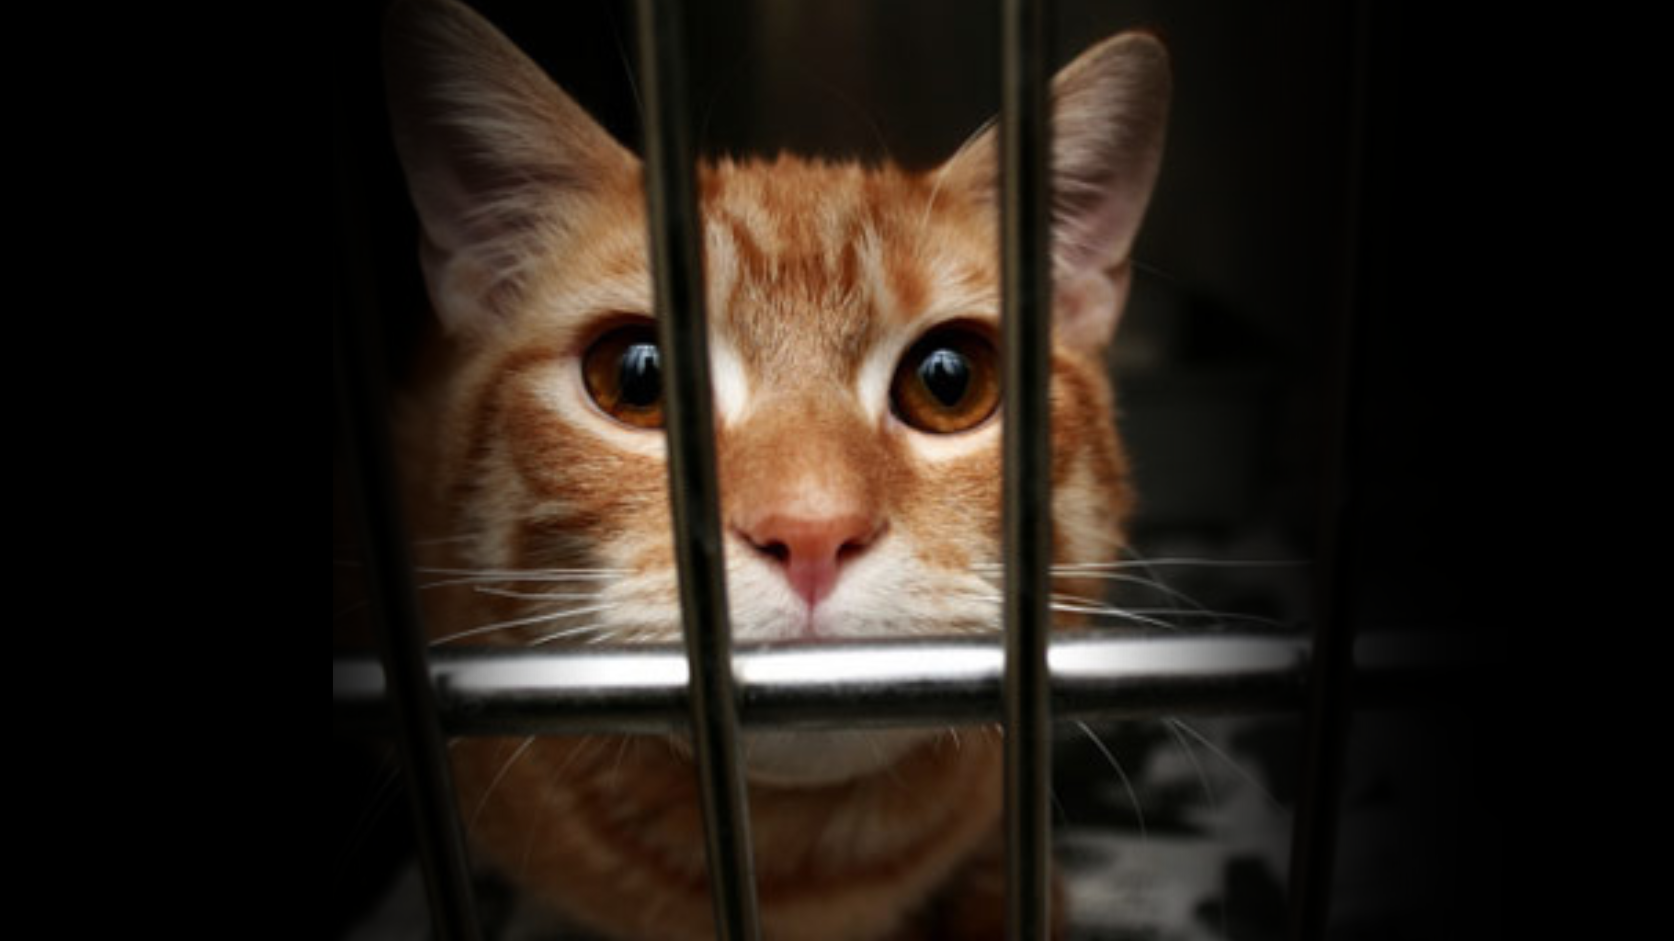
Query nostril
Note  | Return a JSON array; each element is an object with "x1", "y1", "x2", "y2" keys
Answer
[
  {"x1": 734, "y1": 514, "x2": 884, "y2": 608},
  {"x1": 837, "y1": 523, "x2": 884, "y2": 562}
]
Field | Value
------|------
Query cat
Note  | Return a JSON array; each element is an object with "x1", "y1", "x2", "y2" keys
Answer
[{"x1": 380, "y1": 1, "x2": 1169, "y2": 938}]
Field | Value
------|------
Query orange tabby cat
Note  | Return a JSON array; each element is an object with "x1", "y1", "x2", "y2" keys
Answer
[{"x1": 381, "y1": 1, "x2": 1169, "y2": 938}]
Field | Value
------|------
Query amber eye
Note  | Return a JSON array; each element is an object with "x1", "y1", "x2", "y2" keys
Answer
[
  {"x1": 583, "y1": 323, "x2": 664, "y2": 429},
  {"x1": 890, "y1": 324, "x2": 1001, "y2": 434}
]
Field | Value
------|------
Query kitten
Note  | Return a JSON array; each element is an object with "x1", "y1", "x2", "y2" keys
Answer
[{"x1": 381, "y1": 1, "x2": 1169, "y2": 938}]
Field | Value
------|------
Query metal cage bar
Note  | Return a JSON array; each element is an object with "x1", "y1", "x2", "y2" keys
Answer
[
  {"x1": 334, "y1": 105, "x2": 484, "y2": 941},
  {"x1": 1286, "y1": 2, "x2": 1377, "y2": 937},
  {"x1": 998, "y1": 0, "x2": 1055, "y2": 938},
  {"x1": 633, "y1": 2, "x2": 761, "y2": 939}
]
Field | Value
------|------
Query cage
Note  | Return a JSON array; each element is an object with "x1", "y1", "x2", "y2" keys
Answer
[{"x1": 334, "y1": 2, "x2": 1499, "y2": 939}]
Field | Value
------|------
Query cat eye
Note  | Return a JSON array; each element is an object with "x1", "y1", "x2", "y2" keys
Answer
[
  {"x1": 890, "y1": 324, "x2": 1001, "y2": 434},
  {"x1": 583, "y1": 323, "x2": 664, "y2": 429}
]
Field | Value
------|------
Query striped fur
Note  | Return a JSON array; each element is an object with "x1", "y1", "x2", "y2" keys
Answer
[{"x1": 384, "y1": 2, "x2": 1168, "y2": 938}]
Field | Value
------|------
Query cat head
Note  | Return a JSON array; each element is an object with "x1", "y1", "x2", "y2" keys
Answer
[{"x1": 384, "y1": 0, "x2": 1168, "y2": 686}]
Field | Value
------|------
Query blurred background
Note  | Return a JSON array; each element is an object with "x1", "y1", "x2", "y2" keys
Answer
[{"x1": 336, "y1": 1, "x2": 1501, "y2": 938}]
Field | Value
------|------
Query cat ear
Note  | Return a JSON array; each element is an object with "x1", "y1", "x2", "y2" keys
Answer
[
  {"x1": 382, "y1": 0, "x2": 640, "y2": 333},
  {"x1": 939, "y1": 32, "x2": 1171, "y2": 349}
]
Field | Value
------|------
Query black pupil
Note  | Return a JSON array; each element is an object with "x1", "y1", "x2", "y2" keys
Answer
[
  {"x1": 618, "y1": 342, "x2": 662, "y2": 408},
  {"x1": 919, "y1": 348, "x2": 970, "y2": 407}
]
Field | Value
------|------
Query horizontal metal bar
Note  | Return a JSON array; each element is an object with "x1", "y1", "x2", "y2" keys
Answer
[{"x1": 335, "y1": 633, "x2": 1311, "y2": 736}]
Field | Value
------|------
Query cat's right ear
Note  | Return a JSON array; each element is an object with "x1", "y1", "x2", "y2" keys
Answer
[{"x1": 383, "y1": 0, "x2": 640, "y2": 334}]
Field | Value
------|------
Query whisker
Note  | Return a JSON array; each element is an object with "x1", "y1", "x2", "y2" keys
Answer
[
  {"x1": 1132, "y1": 257, "x2": 1189, "y2": 286},
  {"x1": 414, "y1": 565, "x2": 631, "y2": 580},
  {"x1": 467, "y1": 736, "x2": 538, "y2": 837},
  {"x1": 338, "y1": 746, "x2": 406, "y2": 882},
  {"x1": 1048, "y1": 557, "x2": 1310, "y2": 572},
  {"x1": 1115, "y1": 607, "x2": 1288, "y2": 630},
  {"x1": 608, "y1": 736, "x2": 634, "y2": 785},
  {"x1": 418, "y1": 576, "x2": 627, "y2": 590},
  {"x1": 1051, "y1": 583, "x2": 1290, "y2": 631},
  {"x1": 428, "y1": 603, "x2": 622, "y2": 646},
  {"x1": 875, "y1": 736, "x2": 914, "y2": 791},
  {"x1": 1048, "y1": 600, "x2": 1180, "y2": 632},
  {"x1": 1163, "y1": 718, "x2": 1232, "y2": 941},
  {"x1": 472, "y1": 587, "x2": 601, "y2": 603},
  {"x1": 1075, "y1": 721, "x2": 1148, "y2": 840},
  {"x1": 527, "y1": 621, "x2": 621, "y2": 647},
  {"x1": 1164, "y1": 717, "x2": 1217, "y2": 820},
  {"x1": 1168, "y1": 718, "x2": 1288, "y2": 817},
  {"x1": 520, "y1": 737, "x2": 601, "y2": 879},
  {"x1": 919, "y1": 114, "x2": 996, "y2": 236},
  {"x1": 954, "y1": 591, "x2": 1186, "y2": 633},
  {"x1": 1055, "y1": 570, "x2": 1204, "y2": 613},
  {"x1": 340, "y1": 559, "x2": 630, "y2": 579},
  {"x1": 1050, "y1": 566, "x2": 1296, "y2": 633},
  {"x1": 414, "y1": 572, "x2": 623, "y2": 595}
]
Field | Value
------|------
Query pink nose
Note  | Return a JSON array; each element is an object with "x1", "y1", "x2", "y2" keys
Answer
[{"x1": 739, "y1": 512, "x2": 881, "y2": 607}]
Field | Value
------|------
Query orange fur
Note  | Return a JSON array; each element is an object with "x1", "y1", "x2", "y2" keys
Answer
[
  {"x1": 454, "y1": 733, "x2": 1005, "y2": 941},
  {"x1": 384, "y1": 2, "x2": 1169, "y2": 937}
]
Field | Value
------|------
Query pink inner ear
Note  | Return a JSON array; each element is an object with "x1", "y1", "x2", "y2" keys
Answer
[
  {"x1": 1052, "y1": 166, "x2": 1150, "y2": 274},
  {"x1": 1053, "y1": 262, "x2": 1130, "y2": 350}
]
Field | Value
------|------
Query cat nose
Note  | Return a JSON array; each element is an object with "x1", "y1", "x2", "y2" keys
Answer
[{"x1": 739, "y1": 512, "x2": 883, "y2": 608}]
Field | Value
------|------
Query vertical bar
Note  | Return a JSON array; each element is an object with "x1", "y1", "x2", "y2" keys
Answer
[
  {"x1": 1287, "y1": 2, "x2": 1375, "y2": 939},
  {"x1": 334, "y1": 105, "x2": 482, "y2": 941},
  {"x1": 632, "y1": 3, "x2": 761, "y2": 941},
  {"x1": 999, "y1": 0, "x2": 1054, "y2": 939}
]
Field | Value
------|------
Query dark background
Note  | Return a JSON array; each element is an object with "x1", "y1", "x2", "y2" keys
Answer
[{"x1": 336, "y1": 1, "x2": 1501, "y2": 937}]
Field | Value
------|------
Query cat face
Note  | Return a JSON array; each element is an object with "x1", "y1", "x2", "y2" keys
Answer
[{"x1": 386, "y1": 0, "x2": 1168, "y2": 785}]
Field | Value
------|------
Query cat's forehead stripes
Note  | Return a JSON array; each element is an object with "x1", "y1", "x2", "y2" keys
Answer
[
  {"x1": 698, "y1": 156, "x2": 975, "y2": 319},
  {"x1": 697, "y1": 156, "x2": 999, "y2": 421}
]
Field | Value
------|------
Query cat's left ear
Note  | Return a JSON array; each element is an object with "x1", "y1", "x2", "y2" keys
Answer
[
  {"x1": 382, "y1": 0, "x2": 642, "y2": 334},
  {"x1": 940, "y1": 32, "x2": 1171, "y2": 349}
]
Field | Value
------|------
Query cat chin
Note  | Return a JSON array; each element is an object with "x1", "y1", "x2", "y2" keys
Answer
[{"x1": 738, "y1": 729, "x2": 935, "y2": 788}]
